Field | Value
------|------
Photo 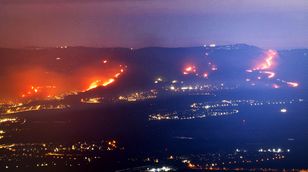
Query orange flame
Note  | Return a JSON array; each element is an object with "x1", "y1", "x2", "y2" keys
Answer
[
  {"x1": 183, "y1": 65, "x2": 196, "y2": 75},
  {"x1": 85, "y1": 68, "x2": 124, "y2": 91},
  {"x1": 287, "y1": 82, "x2": 299, "y2": 88},
  {"x1": 261, "y1": 71, "x2": 276, "y2": 79},
  {"x1": 102, "y1": 78, "x2": 115, "y2": 86},
  {"x1": 254, "y1": 49, "x2": 277, "y2": 70},
  {"x1": 20, "y1": 85, "x2": 57, "y2": 100}
]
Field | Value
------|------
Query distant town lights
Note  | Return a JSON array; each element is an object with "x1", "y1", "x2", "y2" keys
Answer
[{"x1": 209, "y1": 44, "x2": 216, "y2": 47}]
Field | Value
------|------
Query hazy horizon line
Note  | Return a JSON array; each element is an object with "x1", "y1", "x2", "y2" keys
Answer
[{"x1": 1, "y1": 43, "x2": 307, "y2": 51}]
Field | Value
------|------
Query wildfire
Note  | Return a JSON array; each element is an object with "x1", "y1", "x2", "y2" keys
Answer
[
  {"x1": 254, "y1": 49, "x2": 277, "y2": 70},
  {"x1": 183, "y1": 65, "x2": 196, "y2": 75},
  {"x1": 87, "y1": 80, "x2": 102, "y2": 90},
  {"x1": 247, "y1": 49, "x2": 300, "y2": 89},
  {"x1": 103, "y1": 78, "x2": 115, "y2": 86},
  {"x1": 86, "y1": 78, "x2": 115, "y2": 91},
  {"x1": 247, "y1": 49, "x2": 278, "y2": 81},
  {"x1": 286, "y1": 82, "x2": 299, "y2": 88},
  {"x1": 261, "y1": 71, "x2": 276, "y2": 79},
  {"x1": 86, "y1": 76, "x2": 117, "y2": 91},
  {"x1": 85, "y1": 67, "x2": 124, "y2": 91},
  {"x1": 0, "y1": 56, "x2": 127, "y2": 104},
  {"x1": 21, "y1": 85, "x2": 57, "y2": 99}
]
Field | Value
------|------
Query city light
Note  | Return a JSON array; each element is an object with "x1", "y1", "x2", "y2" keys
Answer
[{"x1": 280, "y1": 108, "x2": 287, "y2": 113}]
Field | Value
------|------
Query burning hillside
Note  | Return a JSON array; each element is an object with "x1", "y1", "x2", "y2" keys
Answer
[{"x1": 0, "y1": 58, "x2": 126, "y2": 103}]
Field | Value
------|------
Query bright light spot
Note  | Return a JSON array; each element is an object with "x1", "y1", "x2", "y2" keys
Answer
[
  {"x1": 186, "y1": 67, "x2": 192, "y2": 71},
  {"x1": 147, "y1": 166, "x2": 172, "y2": 172},
  {"x1": 246, "y1": 69, "x2": 253, "y2": 73},
  {"x1": 280, "y1": 108, "x2": 287, "y2": 113},
  {"x1": 183, "y1": 65, "x2": 196, "y2": 75},
  {"x1": 203, "y1": 72, "x2": 208, "y2": 78},
  {"x1": 277, "y1": 148, "x2": 282, "y2": 153},
  {"x1": 209, "y1": 44, "x2": 216, "y2": 47},
  {"x1": 204, "y1": 105, "x2": 211, "y2": 109},
  {"x1": 211, "y1": 65, "x2": 218, "y2": 71},
  {"x1": 272, "y1": 84, "x2": 280, "y2": 89},
  {"x1": 154, "y1": 77, "x2": 164, "y2": 84}
]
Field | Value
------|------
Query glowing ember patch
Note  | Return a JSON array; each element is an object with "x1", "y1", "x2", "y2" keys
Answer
[
  {"x1": 86, "y1": 78, "x2": 115, "y2": 91},
  {"x1": 186, "y1": 67, "x2": 192, "y2": 71},
  {"x1": 261, "y1": 71, "x2": 276, "y2": 79},
  {"x1": 85, "y1": 59, "x2": 120, "y2": 91},
  {"x1": 183, "y1": 65, "x2": 196, "y2": 75},
  {"x1": 114, "y1": 73, "x2": 121, "y2": 78},
  {"x1": 272, "y1": 84, "x2": 280, "y2": 89},
  {"x1": 87, "y1": 80, "x2": 101, "y2": 90},
  {"x1": 203, "y1": 73, "x2": 208, "y2": 78},
  {"x1": 103, "y1": 78, "x2": 115, "y2": 86},
  {"x1": 287, "y1": 82, "x2": 299, "y2": 88},
  {"x1": 21, "y1": 85, "x2": 57, "y2": 99}
]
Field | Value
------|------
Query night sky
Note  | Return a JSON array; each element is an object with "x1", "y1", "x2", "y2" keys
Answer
[{"x1": 0, "y1": 0, "x2": 307, "y2": 48}]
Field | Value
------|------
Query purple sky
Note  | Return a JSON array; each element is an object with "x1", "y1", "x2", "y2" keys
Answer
[{"x1": 0, "y1": 0, "x2": 307, "y2": 48}]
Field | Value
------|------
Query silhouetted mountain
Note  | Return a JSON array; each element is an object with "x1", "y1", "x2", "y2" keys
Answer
[{"x1": 0, "y1": 44, "x2": 307, "y2": 102}]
